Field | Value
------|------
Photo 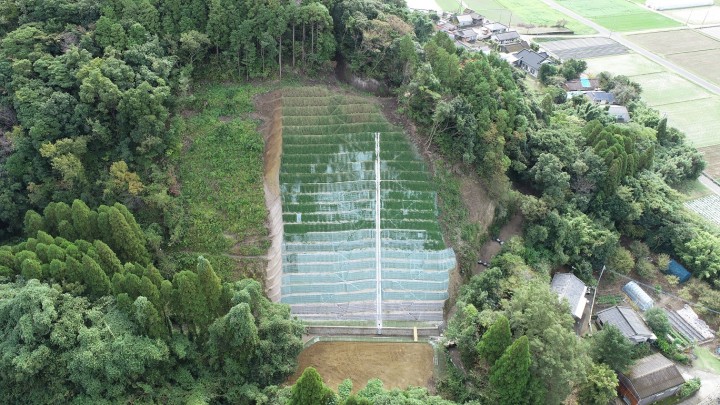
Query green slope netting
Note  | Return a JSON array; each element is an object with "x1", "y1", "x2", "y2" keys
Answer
[{"x1": 279, "y1": 87, "x2": 455, "y2": 325}]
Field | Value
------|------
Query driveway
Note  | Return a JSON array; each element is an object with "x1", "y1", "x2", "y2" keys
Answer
[{"x1": 678, "y1": 365, "x2": 720, "y2": 404}]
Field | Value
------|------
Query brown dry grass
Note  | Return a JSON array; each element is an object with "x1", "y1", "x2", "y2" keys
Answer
[{"x1": 287, "y1": 342, "x2": 435, "y2": 391}]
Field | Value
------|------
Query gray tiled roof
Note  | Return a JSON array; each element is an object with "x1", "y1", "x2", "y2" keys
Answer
[
  {"x1": 493, "y1": 31, "x2": 520, "y2": 41},
  {"x1": 596, "y1": 306, "x2": 655, "y2": 343},
  {"x1": 514, "y1": 49, "x2": 548, "y2": 70},
  {"x1": 585, "y1": 91, "x2": 615, "y2": 104},
  {"x1": 624, "y1": 353, "x2": 685, "y2": 399},
  {"x1": 551, "y1": 273, "x2": 587, "y2": 318}
]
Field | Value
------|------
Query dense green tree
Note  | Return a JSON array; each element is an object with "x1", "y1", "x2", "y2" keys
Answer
[
  {"x1": 645, "y1": 307, "x2": 672, "y2": 337},
  {"x1": 578, "y1": 363, "x2": 619, "y2": 405},
  {"x1": 489, "y1": 335, "x2": 531, "y2": 405},
  {"x1": 290, "y1": 367, "x2": 335, "y2": 405},
  {"x1": 590, "y1": 325, "x2": 634, "y2": 372},
  {"x1": 476, "y1": 314, "x2": 512, "y2": 366},
  {"x1": 80, "y1": 254, "x2": 111, "y2": 299},
  {"x1": 504, "y1": 282, "x2": 588, "y2": 404},
  {"x1": 559, "y1": 59, "x2": 587, "y2": 80}
]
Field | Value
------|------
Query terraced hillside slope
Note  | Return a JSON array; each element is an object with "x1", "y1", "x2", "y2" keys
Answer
[{"x1": 269, "y1": 87, "x2": 455, "y2": 327}]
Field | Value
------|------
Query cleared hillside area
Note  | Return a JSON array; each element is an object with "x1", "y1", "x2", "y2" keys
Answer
[{"x1": 274, "y1": 87, "x2": 455, "y2": 326}]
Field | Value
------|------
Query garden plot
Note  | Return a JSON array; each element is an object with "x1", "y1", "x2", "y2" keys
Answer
[
  {"x1": 686, "y1": 194, "x2": 720, "y2": 226},
  {"x1": 278, "y1": 87, "x2": 455, "y2": 326},
  {"x1": 700, "y1": 145, "x2": 720, "y2": 179},
  {"x1": 541, "y1": 37, "x2": 628, "y2": 60}
]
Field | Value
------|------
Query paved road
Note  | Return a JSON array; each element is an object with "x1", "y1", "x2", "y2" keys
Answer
[
  {"x1": 537, "y1": 0, "x2": 720, "y2": 96},
  {"x1": 699, "y1": 173, "x2": 720, "y2": 196}
]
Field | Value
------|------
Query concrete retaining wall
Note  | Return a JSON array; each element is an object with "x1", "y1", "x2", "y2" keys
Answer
[{"x1": 306, "y1": 325, "x2": 440, "y2": 337}]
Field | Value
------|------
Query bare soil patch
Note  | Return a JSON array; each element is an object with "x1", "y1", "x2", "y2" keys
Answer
[
  {"x1": 254, "y1": 90, "x2": 284, "y2": 302},
  {"x1": 474, "y1": 213, "x2": 524, "y2": 275},
  {"x1": 287, "y1": 342, "x2": 435, "y2": 391},
  {"x1": 460, "y1": 171, "x2": 496, "y2": 232},
  {"x1": 700, "y1": 144, "x2": 720, "y2": 180}
]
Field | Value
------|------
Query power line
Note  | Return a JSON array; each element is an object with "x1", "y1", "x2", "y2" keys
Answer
[{"x1": 600, "y1": 268, "x2": 720, "y2": 316}]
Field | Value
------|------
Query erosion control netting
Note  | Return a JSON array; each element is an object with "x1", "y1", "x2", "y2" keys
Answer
[{"x1": 279, "y1": 88, "x2": 455, "y2": 326}]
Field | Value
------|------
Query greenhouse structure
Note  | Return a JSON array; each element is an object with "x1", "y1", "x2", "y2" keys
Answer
[
  {"x1": 275, "y1": 88, "x2": 455, "y2": 330},
  {"x1": 622, "y1": 281, "x2": 654, "y2": 311}
]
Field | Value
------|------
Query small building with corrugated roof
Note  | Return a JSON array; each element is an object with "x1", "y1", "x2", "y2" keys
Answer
[{"x1": 617, "y1": 353, "x2": 685, "y2": 405}]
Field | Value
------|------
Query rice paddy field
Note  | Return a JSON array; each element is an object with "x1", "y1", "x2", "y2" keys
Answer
[
  {"x1": 434, "y1": 0, "x2": 595, "y2": 34},
  {"x1": 278, "y1": 87, "x2": 455, "y2": 325},
  {"x1": 661, "y1": 6, "x2": 720, "y2": 26},
  {"x1": 555, "y1": 0, "x2": 682, "y2": 31},
  {"x1": 584, "y1": 52, "x2": 720, "y2": 182},
  {"x1": 626, "y1": 29, "x2": 720, "y2": 85}
]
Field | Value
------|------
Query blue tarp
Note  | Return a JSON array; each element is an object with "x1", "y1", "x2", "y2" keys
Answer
[{"x1": 668, "y1": 259, "x2": 691, "y2": 283}]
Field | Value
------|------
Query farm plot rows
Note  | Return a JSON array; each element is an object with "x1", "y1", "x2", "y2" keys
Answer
[
  {"x1": 686, "y1": 194, "x2": 720, "y2": 226},
  {"x1": 279, "y1": 87, "x2": 454, "y2": 324},
  {"x1": 626, "y1": 29, "x2": 720, "y2": 86}
]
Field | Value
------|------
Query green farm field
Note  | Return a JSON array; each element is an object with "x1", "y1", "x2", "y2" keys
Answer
[
  {"x1": 436, "y1": 0, "x2": 594, "y2": 34},
  {"x1": 584, "y1": 54, "x2": 720, "y2": 150},
  {"x1": 631, "y1": 72, "x2": 712, "y2": 106},
  {"x1": 659, "y1": 97, "x2": 720, "y2": 148},
  {"x1": 556, "y1": 0, "x2": 682, "y2": 31},
  {"x1": 583, "y1": 53, "x2": 663, "y2": 76}
]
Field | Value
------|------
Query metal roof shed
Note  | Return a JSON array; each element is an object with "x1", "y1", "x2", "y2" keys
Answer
[
  {"x1": 622, "y1": 281, "x2": 654, "y2": 311},
  {"x1": 667, "y1": 260, "x2": 691, "y2": 283}
]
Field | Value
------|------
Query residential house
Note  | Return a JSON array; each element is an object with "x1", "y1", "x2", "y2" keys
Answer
[
  {"x1": 490, "y1": 31, "x2": 520, "y2": 45},
  {"x1": 456, "y1": 14, "x2": 473, "y2": 27},
  {"x1": 484, "y1": 22, "x2": 508, "y2": 34},
  {"x1": 608, "y1": 105, "x2": 630, "y2": 123},
  {"x1": 595, "y1": 306, "x2": 656, "y2": 343},
  {"x1": 513, "y1": 49, "x2": 549, "y2": 78},
  {"x1": 617, "y1": 353, "x2": 685, "y2": 405},
  {"x1": 457, "y1": 29, "x2": 478, "y2": 42},
  {"x1": 551, "y1": 273, "x2": 588, "y2": 320},
  {"x1": 469, "y1": 13, "x2": 485, "y2": 25},
  {"x1": 500, "y1": 40, "x2": 530, "y2": 53},
  {"x1": 585, "y1": 90, "x2": 615, "y2": 104}
]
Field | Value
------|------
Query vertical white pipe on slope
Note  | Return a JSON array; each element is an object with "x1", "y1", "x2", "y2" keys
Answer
[{"x1": 375, "y1": 131, "x2": 383, "y2": 334}]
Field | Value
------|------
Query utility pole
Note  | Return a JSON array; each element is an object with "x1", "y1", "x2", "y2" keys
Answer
[{"x1": 587, "y1": 265, "x2": 606, "y2": 335}]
